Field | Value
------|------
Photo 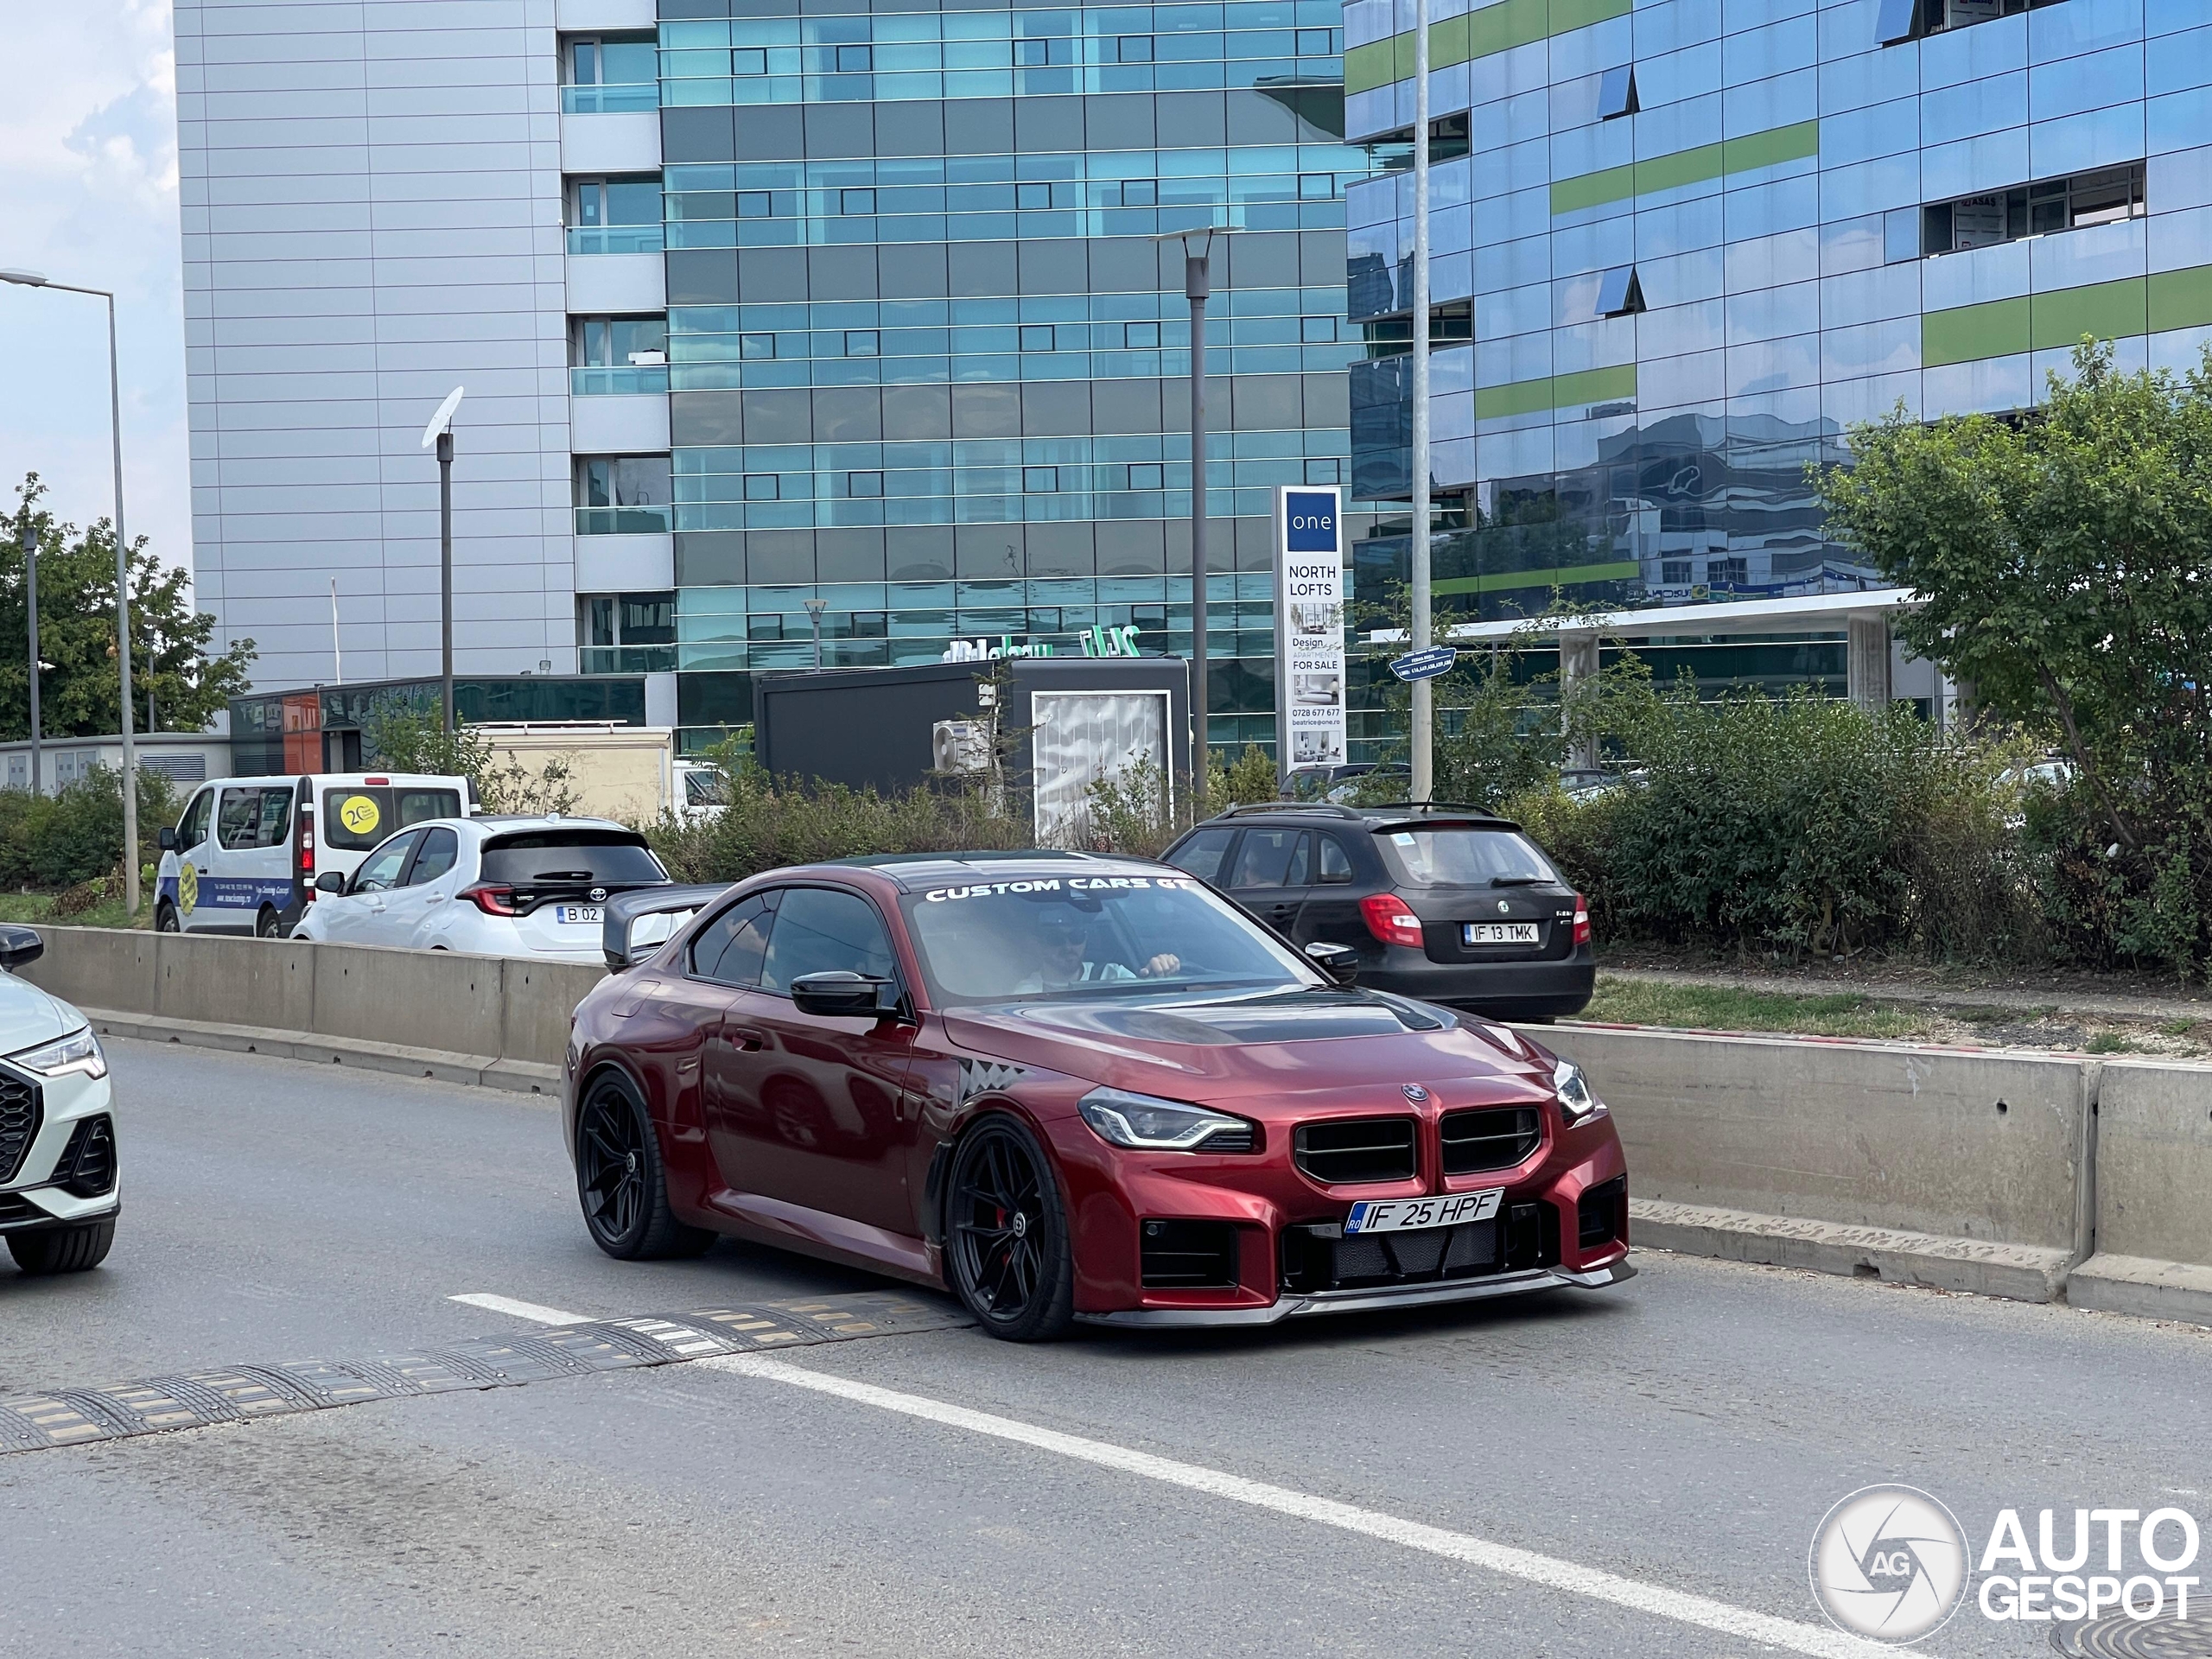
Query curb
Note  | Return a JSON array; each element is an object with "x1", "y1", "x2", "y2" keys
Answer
[{"x1": 80, "y1": 1007, "x2": 563, "y2": 1097}]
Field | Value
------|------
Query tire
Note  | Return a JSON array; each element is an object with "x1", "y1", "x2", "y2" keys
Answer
[
  {"x1": 575, "y1": 1070, "x2": 715, "y2": 1261},
  {"x1": 944, "y1": 1115, "x2": 1075, "y2": 1342},
  {"x1": 9, "y1": 1218, "x2": 116, "y2": 1275},
  {"x1": 155, "y1": 902, "x2": 180, "y2": 934},
  {"x1": 255, "y1": 906, "x2": 283, "y2": 938}
]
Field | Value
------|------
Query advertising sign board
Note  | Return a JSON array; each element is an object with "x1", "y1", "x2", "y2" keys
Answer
[{"x1": 1273, "y1": 486, "x2": 1347, "y2": 772}]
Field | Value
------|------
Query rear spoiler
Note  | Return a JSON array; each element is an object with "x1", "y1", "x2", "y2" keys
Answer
[{"x1": 602, "y1": 883, "x2": 730, "y2": 972}]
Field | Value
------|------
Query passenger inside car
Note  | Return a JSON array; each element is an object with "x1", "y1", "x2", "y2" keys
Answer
[{"x1": 1028, "y1": 905, "x2": 1179, "y2": 990}]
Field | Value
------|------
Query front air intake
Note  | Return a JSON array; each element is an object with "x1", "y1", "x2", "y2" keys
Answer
[
  {"x1": 1293, "y1": 1117, "x2": 1417, "y2": 1185},
  {"x1": 1140, "y1": 1220, "x2": 1239, "y2": 1288}
]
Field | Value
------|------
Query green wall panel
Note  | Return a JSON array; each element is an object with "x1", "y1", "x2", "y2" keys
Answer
[
  {"x1": 2030, "y1": 277, "x2": 2148, "y2": 353},
  {"x1": 1473, "y1": 362, "x2": 1636, "y2": 420},
  {"x1": 1550, "y1": 121, "x2": 1819, "y2": 216}
]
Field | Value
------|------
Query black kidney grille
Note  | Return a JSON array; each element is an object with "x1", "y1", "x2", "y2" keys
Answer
[
  {"x1": 1294, "y1": 1117, "x2": 1417, "y2": 1185},
  {"x1": 0, "y1": 1071, "x2": 41, "y2": 1185},
  {"x1": 1440, "y1": 1106, "x2": 1541, "y2": 1174},
  {"x1": 60, "y1": 1115, "x2": 117, "y2": 1198}
]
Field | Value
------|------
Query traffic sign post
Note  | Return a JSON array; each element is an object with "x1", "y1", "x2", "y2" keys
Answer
[{"x1": 1389, "y1": 645, "x2": 1458, "y2": 683}]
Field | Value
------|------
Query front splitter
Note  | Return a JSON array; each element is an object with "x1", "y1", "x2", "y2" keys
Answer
[{"x1": 1075, "y1": 1255, "x2": 1637, "y2": 1327}]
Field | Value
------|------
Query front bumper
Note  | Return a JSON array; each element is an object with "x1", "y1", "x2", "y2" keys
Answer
[
  {"x1": 1077, "y1": 1255, "x2": 1635, "y2": 1326},
  {"x1": 0, "y1": 1063, "x2": 120, "y2": 1230}
]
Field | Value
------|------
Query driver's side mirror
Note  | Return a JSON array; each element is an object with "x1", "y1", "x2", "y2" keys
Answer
[
  {"x1": 315, "y1": 872, "x2": 347, "y2": 895},
  {"x1": 157, "y1": 827, "x2": 177, "y2": 852},
  {"x1": 790, "y1": 970, "x2": 902, "y2": 1020},
  {"x1": 0, "y1": 925, "x2": 44, "y2": 972},
  {"x1": 1305, "y1": 940, "x2": 1359, "y2": 986}
]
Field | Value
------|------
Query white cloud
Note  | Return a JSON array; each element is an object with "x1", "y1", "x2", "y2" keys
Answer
[{"x1": 0, "y1": 0, "x2": 190, "y2": 584}]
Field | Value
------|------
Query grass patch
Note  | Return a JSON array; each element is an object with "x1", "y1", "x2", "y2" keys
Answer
[
  {"x1": 0, "y1": 891, "x2": 143, "y2": 931},
  {"x1": 2083, "y1": 1032, "x2": 2137, "y2": 1054},
  {"x1": 1583, "y1": 976, "x2": 1936, "y2": 1039}
]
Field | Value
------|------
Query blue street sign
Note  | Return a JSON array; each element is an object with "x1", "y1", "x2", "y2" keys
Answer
[{"x1": 1389, "y1": 645, "x2": 1459, "y2": 683}]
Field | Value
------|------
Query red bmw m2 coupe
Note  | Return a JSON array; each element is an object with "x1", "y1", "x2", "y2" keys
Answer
[{"x1": 565, "y1": 852, "x2": 1631, "y2": 1340}]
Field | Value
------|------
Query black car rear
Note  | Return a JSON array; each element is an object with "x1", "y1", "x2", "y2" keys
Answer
[{"x1": 1160, "y1": 803, "x2": 1593, "y2": 1020}]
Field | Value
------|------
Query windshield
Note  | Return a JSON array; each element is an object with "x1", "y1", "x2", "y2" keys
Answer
[
  {"x1": 1375, "y1": 826, "x2": 1560, "y2": 888},
  {"x1": 479, "y1": 831, "x2": 667, "y2": 887},
  {"x1": 898, "y1": 873, "x2": 1320, "y2": 1006}
]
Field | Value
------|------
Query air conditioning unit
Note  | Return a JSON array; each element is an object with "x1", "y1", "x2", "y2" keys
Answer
[{"x1": 932, "y1": 719, "x2": 990, "y2": 774}]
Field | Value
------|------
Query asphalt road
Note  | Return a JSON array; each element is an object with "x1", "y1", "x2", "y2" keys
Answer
[{"x1": 4, "y1": 1038, "x2": 2207, "y2": 1658}]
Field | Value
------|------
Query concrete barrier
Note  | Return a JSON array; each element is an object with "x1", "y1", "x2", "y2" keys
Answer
[
  {"x1": 15, "y1": 925, "x2": 604, "y2": 1091},
  {"x1": 2068, "y1": 1060, "x2": 2212, "y2": 1325},
  {"x1": 1537, "y1": 1025, "x2": 2095, "y2": 1302}
]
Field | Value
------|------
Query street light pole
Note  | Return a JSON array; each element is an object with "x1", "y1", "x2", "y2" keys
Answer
[
  {"x1": 18, "y1": 515, "x2": 39, "y2": 798},
  {"x1": 1152, "y1": 226, "x2": 1238, "y2": 819},
  {"x1": 0, "y1": 269, "x2": 141, "y2": 912},
  {"x1": 1408, "y1": 0, "x2": 1434, "y2": 804},
  {"x1": 804, "y1": 597, "x2": 827, "y2": 668},
  {"x1": 420, "y1": 387, "x2": 465, "y2": 734}
]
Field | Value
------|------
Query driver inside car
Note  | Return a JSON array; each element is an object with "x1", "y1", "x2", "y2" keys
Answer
[{"x1": 1027, "y1": 904, "x2": 1180, "y2": 990}]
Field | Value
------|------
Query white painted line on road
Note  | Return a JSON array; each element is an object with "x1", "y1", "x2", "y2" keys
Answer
[
  {"x1": 470, "y1": 1294, "x2": 1905, "y2": 1658},
  {"x1": 448, "y1": 1293, "x2": 592, "y2": 1325}
]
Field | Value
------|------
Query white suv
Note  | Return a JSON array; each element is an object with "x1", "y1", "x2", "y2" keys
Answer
[
  {"x1": 0, "y1": 926, "x2": 119, "y2": 1275},
  {"x1": 292, "y1": 816, "x2": 674, "y2": 964}
]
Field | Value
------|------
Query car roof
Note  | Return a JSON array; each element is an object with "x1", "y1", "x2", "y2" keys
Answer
[
  {"x1": 394, "y1": 815, "x2": 638, "y2": 837},
  {"x1": 1188, "y1": 802, "x2": 1522, "y2": 833},
  {"x1": 805, "y1": 849, "x2": 1172, "y2": 893}
]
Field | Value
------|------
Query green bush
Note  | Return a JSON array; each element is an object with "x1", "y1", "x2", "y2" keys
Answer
[{"x1": 0, "y1": 766, "x2": 180, "y2": 891}]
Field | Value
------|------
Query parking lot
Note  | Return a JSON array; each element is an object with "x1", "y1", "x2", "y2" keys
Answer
[{"x1": 3, "y1": 1038, "x2": 2204, "y2": 1656}]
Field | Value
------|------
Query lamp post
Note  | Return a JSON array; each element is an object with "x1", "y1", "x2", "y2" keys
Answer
[
  {"x1": 420, "y1": 386, "x2": 465, "y2": 733},
  {"x1": 1408, "y1": 0, "x2": 1435, "y2": 804},
  {"x1": 1151, "y1": 226, "x2": 1239, "y2": 818},
  {"x1": 0, "y1": 269, "x2": 142, "y2": 913},
  {"x1": 804, "y1": 597, "x2": 827, "y2": 669},
  {"x1": 17, "y1": 514, "x2": 38, "y2": 797}
]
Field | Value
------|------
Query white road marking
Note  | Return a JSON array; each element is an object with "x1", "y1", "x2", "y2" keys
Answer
[
  {"x1": 448, "y1": 1292, "x2": 590, "y2": 1325},
  {"x1": 467, "y1": 1293, "x2": 1906, "y2": 1658}
]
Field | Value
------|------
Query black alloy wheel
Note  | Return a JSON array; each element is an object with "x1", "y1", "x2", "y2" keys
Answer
[
  {"x1": 945, "y1": 1116, "x2": 1074, "y2": 1341},
  {"x1": 256, "y1": 907, "x2": 282, "y2": 938},
  {"x1": 575, "y1": 1071, "x2": 714, "y2": 1261}
]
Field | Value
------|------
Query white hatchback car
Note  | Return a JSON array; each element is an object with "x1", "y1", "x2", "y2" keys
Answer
[
  {"x1": 0, "y1": 925, "x2": 119, "y2": 1275},
  {"x1": 292, "y1": 816, "x2": 675, "y2": 964}
]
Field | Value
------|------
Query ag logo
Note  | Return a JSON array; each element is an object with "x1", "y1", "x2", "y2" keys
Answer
[
  {"x1": 338, "y1": 794, "x2": 381, "y2": 836},
  {"x1": 1808, "y1": 1485, "x2": 1970, "y2": 1644},
  {"x1": 177, "y1": 861, "x2": 199, "y2": 917}
]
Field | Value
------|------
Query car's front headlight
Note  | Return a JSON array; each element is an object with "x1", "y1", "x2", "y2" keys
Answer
[
  {"x1": 10, "y1": 1026, "x2": 108, "y2": 1079},
  {"x1": 1554, "y1": 1059, "x2": 1606, "y2": 1127},
  {"x1": 1077, "y1": 1086, "x2": 1255, "y2": 1153}
]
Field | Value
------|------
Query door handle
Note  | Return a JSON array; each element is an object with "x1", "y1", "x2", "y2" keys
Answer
[{"x1": 723, "y1": 1027, "x2": 765, "y2": 1052}]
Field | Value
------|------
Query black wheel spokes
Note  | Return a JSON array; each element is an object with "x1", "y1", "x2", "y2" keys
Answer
[
  {"x1": 956, "y1": 1129, "x2": 1043, "y2": 1320},
  {"x1": 580, "y1": 1091, "x2": 645, "y2": 1242}
]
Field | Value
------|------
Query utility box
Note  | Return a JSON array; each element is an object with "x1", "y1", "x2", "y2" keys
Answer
[
  {"x1": 471, "y1": 721, "x2": 676, "y2": 823},
  {"x1": 754, "y1": 658, "x2": 1192, "y2": 842}
]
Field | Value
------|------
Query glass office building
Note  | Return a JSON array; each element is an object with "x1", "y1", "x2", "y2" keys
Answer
[
  {"x1": 1339, "y1": 0, "x2": 2208, "y2": 723},
  {"x1": 630, "y1": 0, "x2": 1370, "y2": 746}
]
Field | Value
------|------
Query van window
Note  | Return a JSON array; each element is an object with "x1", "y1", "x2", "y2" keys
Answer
[
  {"x1": 321, "y1": 785, "x2": 464, "y2": 851},
  {"x1": 177, "y1": 790, "x2": 215, "y2": 850},
  {"x1": 217, "y1": 785, "x2": 294, "y2": 851}
]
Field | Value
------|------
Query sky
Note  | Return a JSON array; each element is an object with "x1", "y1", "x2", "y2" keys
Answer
[{"x1": 0, "y1": 0, "x2": 190, "y2": 575}]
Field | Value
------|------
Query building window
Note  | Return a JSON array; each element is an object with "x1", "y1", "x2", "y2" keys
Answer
[
  {"x1": 1294, "y1": 27, "x2": 1334, "y2": 54},
  {"x1": 740, "y1": 332, "x2": 777, "y2": 359},
  {"x1": 743, "y1": 474, "x2": 780, "y2": 501},
  {"x1": 1023, "y1": 466, "x2": 1058, "y2": 492},
  {"x1": 1597, "y1": 65, "x2": 1638, "y2": 120},
  {"x1": 1124, "y1": 321, "x2": 1160, "y2": 348},
  {"x1": 849, "y1": 470, "x2": 884, "y2": 496},
  {"x1": 852, "y1": 611, "x2": 888, "y2": 638},
  {"x1": 1116, "y1": 35, "x2": 1153, "y2": 61},
  {"x1": 1020, "y1": 324, "x2": 1056, "y2": 352},
  {"x1": 1596, "y1": 265, "x2": 1645, "y2": 318},
  {"x1": 1298, "y1": 173, "x2": 1334, "y2": 200},
  {"x1": 571, "y1": 315, "x2": 669, "y2": 394},
  {"x1": 843, "y1": 329, "x2": 880, "y2": 356},
  {"x1": 1127, "y1": 463, "x2": 1163, "y2": 489},
  {"x1": 1016, "y1": 181, "x2": 1053, "y2": 210},
  {"x1": 733, "y1": 48, "x2": 767, "y2": 74},
  {"x1": 1015, "y1": 37, "x2": 1052, "y2": 66},
  {"x1": 1302, "y1": 458, "x2": 1340, "y2": 486},
  {"x1": 840, "y1": 188, "x2": 875, "y2": 215},
  {"x1": 737, "y1": 190, "x2": 773, "y2": 218},
  {"x1": 1882, "y1": 0, "x2": 2062, "y2": 46},
  {"x1": 569, "y1": 176, "x2": 663, "y2": 254},
  {"x1": 564, "y1": 35, "x2": 658, "y2": 111},
  {"x1": 1660, "y1": 560, "x2": 1694, "y2": 586},
  {"x1": 1883, "y1": 207, "x2": 1921, "y2": 264},
  {"x1": 834, "y1": 43, "x2": 871, "y2": 72},
  {"x1": 1121, "y1": 179, "x2": 1157, "y2": 207},
  {"x1": 1922, "y1": 164, "x2": 2145, "y2": 257},
  {"x1": 1707, "y1": 556, "x2": 1748, "y2": 587},
  {"x1": 748, "y1": 615, "x2": 785, "y2": 642},
  {"x1": 1300, "y1": 315, "x2": 1338, "y2": 343},
  {"x1": 575, "y1": 456, "x2": 672, "y2": 534}
]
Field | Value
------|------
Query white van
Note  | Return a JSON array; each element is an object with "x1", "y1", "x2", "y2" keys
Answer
[{"x1": 154, "y1": 772, "x2": 473, "y2": 937}]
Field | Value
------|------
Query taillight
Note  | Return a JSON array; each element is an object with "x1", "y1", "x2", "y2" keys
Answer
[
  {"x1": 1359, "y1": 893, "x2": 1425, "y2": 950},
  {"x1": 1573, "y1": 892, "x2": 1592, "y2": 946},
  {"x1": 460, "y1": 884, "x2": 517, "y2": 916}
]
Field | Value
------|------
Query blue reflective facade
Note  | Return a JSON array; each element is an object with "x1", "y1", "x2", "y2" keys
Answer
[
  {"x1": 655, "y1": 0, "x2": 1370, "y2": 747},
  {"x1": 1343, "y1": 0, "x2": 2212, "y2": 639}
]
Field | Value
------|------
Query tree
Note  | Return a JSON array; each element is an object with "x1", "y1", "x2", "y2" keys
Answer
[
  {"x1": 1815, "y1": 342, "x2": 2212, "y2": 973},
  {"x1": 359, "y1": 695, "x2": 583, "y2": 816},
  {"x1": 3, "y1": 475, "x2": 256, "y2": 740}
]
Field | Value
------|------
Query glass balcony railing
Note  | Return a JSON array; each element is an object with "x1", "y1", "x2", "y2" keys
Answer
[
  {"x1": 566, "y1": 226, "x2": 664, "y2": 255},
  {"x1": 580, "y1": 645, "x2": 678, "y2": 674},
  {"x1": 575, "y1": 505, "x2": 672, "y2": 535},
  {"x1": 562, "y1": 83, "x2": 660, "y2": 114},
  {"x1": 570, "y1": 365, "x2": 671, "y2": 396}
]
